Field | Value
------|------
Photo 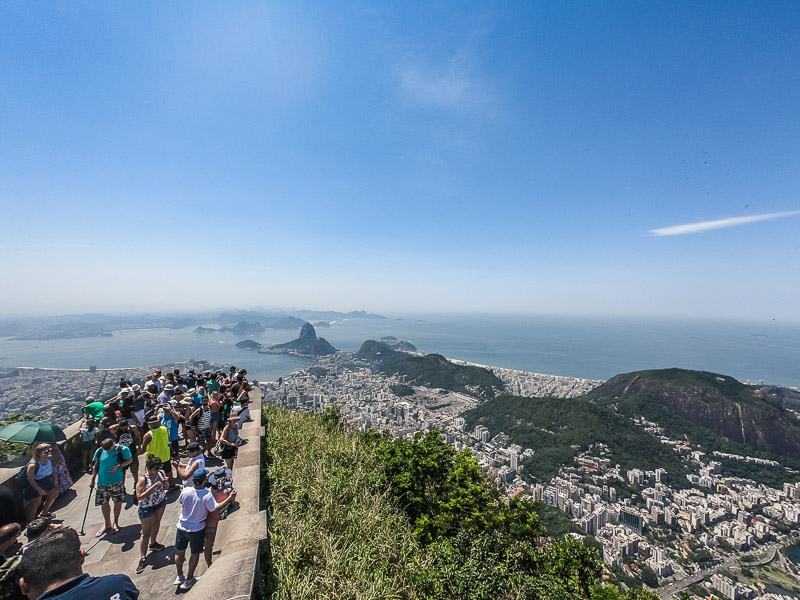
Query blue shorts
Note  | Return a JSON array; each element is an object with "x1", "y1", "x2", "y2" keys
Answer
[
  {"x1": 23, "y1": 475, "x2": 53, "y2": 500},
  {"x1": 175, "y1": 528, "x2": 205, "y2": 554},
  {"x1": 210, "y1": 413, "x2": 220, "y2": 422},
  {"x1": 138, "y1": 498, "x2": 166, "y2": 520}
]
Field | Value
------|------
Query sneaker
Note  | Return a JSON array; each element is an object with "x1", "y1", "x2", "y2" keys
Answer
[
  {"x1": 179, "y1": 577, "x2": 198, "y2": 591},
  {"x1": 149, "y1": 542, "x2": 166, "y2": 551},
  {"x1": 173, "y1": 575, "x2": 185, "y2": 586}
]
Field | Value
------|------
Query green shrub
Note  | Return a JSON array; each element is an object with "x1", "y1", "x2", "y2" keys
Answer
[{"x1": 260, "y1": 406, "x2": 659, "y2": 600}]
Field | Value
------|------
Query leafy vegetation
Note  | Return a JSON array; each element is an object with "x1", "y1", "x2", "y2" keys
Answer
[
  {"x1": 259, "y1": 405, "x2": 657, "y2": 600},
  {"x1": 462, "y1": 395, "x2": 690, "y2": 484},
  {"x1": 534, "y1": 500, "x2": 584, "y2": 538},
  {"x1": 0, "y1": 413, "x2": 39, "y2": 462},
  {"x1": 308, "y1": 366, "x2": 328, "y2": 378},
  {"x1": 260, "y1": 405, "x2": 421, "y2": 599},
  {"x1": 390, "y1": 384, "x2": 414, "y2": 397}
]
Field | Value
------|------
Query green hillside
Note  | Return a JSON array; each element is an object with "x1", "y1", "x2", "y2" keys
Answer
[
  {"x1": 259, "y1": 405, "x2": 657, "y2": 600},
  {"x1": 356, "y1": 340, "x2": 503, "y2": 398},
  {"x1": 462, "y1": 395, "x2": 690, "y2": 485},
  {"x1": 586, "y1": 369, "x2": 800, "y2": 485}
]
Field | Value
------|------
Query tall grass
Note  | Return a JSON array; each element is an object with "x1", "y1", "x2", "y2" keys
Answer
[{"x1": 260, "y1": 406, "x2": 424, "y2": 600}]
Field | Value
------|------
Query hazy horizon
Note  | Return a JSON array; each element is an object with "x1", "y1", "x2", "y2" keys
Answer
[
  {"x1": 2, "y1": 3, "x2": 799, "y2": 323},
  {"x1": 2, "y1": 306, "x2": 799, "y2": 329}
]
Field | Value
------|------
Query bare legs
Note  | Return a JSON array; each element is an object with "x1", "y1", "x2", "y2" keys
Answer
[
  {"x1": 175, "y1": 550, "x2": 201, "y2": 581},
  {"x1": 138, "y1": 505, "x2": 165, "y2": 561},
  {"x1": 203, "y1": 529, "x2": 217, "y2": 566},
  {"x1": 97, "y1": 499, "x2": 122, "y2": 535},
  {"x1": 24, "y1": 488, "x2": 57, "y2": 522}
]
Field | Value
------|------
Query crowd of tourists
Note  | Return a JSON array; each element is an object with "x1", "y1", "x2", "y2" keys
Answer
[{"x1": 1, "y1": 367, "x2": 254, "y2": 598}]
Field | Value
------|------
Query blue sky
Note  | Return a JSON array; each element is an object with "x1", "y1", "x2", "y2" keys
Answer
[{"x1": 1, "y1": 2, "x2": 799, "y2": 321}]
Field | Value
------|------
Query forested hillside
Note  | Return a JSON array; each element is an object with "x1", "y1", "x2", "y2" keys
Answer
[
  {"x1": 462, "y1": 395, "x2": 690, "y2": 485},
  {"x1": 259, "y1": 405, "x2": 657, "y2": 600}
]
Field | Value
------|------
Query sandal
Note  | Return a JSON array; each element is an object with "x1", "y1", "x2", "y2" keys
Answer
[
  {"x1": 95, "y1": 527, "x2": 109, "y2": 538},
  {"x1": 136, "y1": 558, "x2": 147, "y2": 574}
]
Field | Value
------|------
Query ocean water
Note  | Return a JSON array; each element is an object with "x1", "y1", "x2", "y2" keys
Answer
[{"x1": 0, "y1": 314, "x2": 798, "y2": 388}]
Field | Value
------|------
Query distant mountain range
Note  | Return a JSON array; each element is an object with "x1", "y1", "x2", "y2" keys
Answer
[
  {"x1": 290, "y1": 309, "x2": 386, "y2": 321},
  {"x1": 0, "y1": 308, "x2": 386, "y2": 340}
]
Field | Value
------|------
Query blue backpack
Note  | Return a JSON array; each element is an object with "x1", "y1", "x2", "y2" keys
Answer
[{"x1": 15, "y1": 461, "x2": 39, "y2": 488}]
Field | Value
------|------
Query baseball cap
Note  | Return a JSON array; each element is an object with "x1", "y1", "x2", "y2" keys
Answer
[{"x1": 192, "y1": 469, "x2": 209, "y2": 484}]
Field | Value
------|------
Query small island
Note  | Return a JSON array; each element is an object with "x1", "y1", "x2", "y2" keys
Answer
[{"x1": 234, "y1": 339, "x2": 261, "y2": 351}]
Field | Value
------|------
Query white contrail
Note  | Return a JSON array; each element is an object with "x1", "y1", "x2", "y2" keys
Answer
[{"x1": 649, "y1": 210, "x2": 800, "y2": 236}]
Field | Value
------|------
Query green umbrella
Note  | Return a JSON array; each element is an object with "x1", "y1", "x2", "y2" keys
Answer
[{"x1": 0, "y1": 421, "x2": 66, "y2": 444}]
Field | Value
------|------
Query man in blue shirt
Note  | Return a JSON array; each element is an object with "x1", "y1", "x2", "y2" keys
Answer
[
  {"x1": 17, "y1": 527, "x2": 138, "y2": 599},
  {"x1": 89, "y1": 438, "x2": 132, "y2": 537}
]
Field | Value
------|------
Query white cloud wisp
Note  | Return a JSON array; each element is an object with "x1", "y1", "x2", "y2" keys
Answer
[{"x1": 649, "y1": 210, "x2": 800, "y2": 236}]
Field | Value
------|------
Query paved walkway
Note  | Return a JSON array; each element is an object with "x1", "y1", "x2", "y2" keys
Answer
[
  {"x1": 51, "y1": 459, "x2": 218, "y2": 596},
  {"x1": 37, "y1": 390, "x2": 267, "y2": 599}
]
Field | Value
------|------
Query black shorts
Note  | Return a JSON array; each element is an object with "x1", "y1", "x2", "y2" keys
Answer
[
  {"x1": 175, "y1": 528, "x2": 205, "y2": 554},
  {"x1": 220, "y1": 445, "x2": 236, "y2": 459}
]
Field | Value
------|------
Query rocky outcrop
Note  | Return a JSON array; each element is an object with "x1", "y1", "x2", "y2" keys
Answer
[
  {"x1": 298, "y1": 322, "x2": 316, "y2": 340},
  {"x1": 269, "y1": 323, "x2": 338, "y2": 356}
]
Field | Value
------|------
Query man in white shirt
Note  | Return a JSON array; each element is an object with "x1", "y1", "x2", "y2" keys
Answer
[{"x1": 174, "y1": 469, "x2": 236, "y2": 591}]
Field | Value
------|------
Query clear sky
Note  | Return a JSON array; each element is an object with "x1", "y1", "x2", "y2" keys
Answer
[{"x1": 1, "y1": 2, "x2": 799, "y2": 321}]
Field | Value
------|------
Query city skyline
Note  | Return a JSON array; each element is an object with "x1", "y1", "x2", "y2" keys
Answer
[{"x1": 1, "y1": 3, "x2": 799, "y2": 322}]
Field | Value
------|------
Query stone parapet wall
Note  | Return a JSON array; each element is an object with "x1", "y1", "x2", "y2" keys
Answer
[{"x1": 189, "y1": 385, "x2": 268, "y2": 598}]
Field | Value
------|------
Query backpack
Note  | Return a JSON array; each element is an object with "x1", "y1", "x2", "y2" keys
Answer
[
  {"x1": 117, "y1": 431, "x2": 135, "y2": 452},
  {"x1": 14, "y1": 462, "x2": 38, "y2": 488},
  {"x1": 93, "y1": 446, "x2": 127, "y2": 469}
]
